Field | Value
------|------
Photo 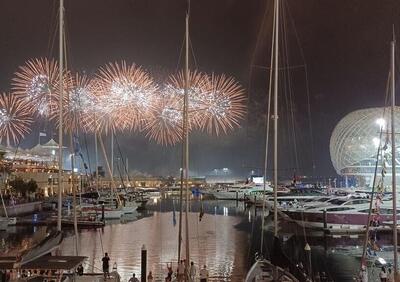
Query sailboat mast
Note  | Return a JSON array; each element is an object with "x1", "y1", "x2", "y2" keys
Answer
[
  {"x1": 95, "y1": 132, "x2": 99, "y2": 191},
  {"x1": 261, "y1": 1, "x2": 276, "y2": 253},
  {"x1": 111, "y1": 132, "x2": 114, "y2": 178},
  {"x1": 126, "y1": 157, "x2": 129, "y2": 184},
  {"x1": 57, "y1": 0, "x2": 64, "y2": 232},
  {"x1": 184, "y1": 9, "x2": 190, "y2": 269},
  {"x1": 273, "y1": 0, "x2": 279, "y2": 237},
  {"x1": 391, "y1": 33, "x2": 398, "y2": 278},
  {"x1": 70, "y1": 134, "x2": 79, "y2": 255}
]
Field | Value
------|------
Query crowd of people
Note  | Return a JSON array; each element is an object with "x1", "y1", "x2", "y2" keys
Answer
[
  {"x1": 101, "y1": 253, "x2": 209, "y2": 282},
  {"x1": 358, "y1": 265, "x2": 395, "y2": 282}
]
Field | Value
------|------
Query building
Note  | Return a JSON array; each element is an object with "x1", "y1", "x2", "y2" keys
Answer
[
  {"x1": 330, "y1": 106, "x2": 400, "y2": 188},
  {"x1": 3, "y1": 139, "x2": 82, "y2": 196}
]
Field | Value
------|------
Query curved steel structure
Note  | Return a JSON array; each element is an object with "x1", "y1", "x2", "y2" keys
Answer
[{"x1": 330, "y1": 107, "x2": 400, "y2": 187}]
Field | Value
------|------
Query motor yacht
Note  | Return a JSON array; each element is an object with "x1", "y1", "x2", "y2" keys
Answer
[{"x1": 283, "y1": 200, "x2": 400, "y2": 229}]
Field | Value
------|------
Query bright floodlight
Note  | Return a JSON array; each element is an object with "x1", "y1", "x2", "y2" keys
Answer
[
  {"x1": 376, "y1": 118, "x2": 386, "y2": 128},
  {"x1": 372, "y1": 137, "x2": 380, "y2": 148}
]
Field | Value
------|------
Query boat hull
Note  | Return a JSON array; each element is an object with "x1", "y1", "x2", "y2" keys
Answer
[
  {"x1": 245, "y1": 259, "x2": 298, "y2": 282},
  {"x1": 0, "y1": 218, "x2": 7, "y2": 230},
  {"x1": 0, "y1": 201, "x2": 42, "y2": 217},
  {"x1": 284, "y1": 210, "x2": 399, "y2": 229}
]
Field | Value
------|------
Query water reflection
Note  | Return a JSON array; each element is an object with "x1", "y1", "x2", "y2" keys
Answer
[
  {"x1": 59, "y1": 197, "x2": 249, "y2": 281},
  {"x1": 0, "y1": 196, "x2": 381, "y2": 281}
]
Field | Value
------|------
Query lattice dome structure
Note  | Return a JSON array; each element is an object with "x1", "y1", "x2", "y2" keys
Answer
[{"x1": 330, "y1": 107, "x2": 400, "y2": 187}]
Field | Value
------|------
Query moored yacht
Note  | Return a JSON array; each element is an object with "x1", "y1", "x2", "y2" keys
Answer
[
  {"x1": 283, "y1": 201, "x2": 400, "y2": 229},
  {"x1": 212, "y1": 184, "x2": 274, "y2": 200}
]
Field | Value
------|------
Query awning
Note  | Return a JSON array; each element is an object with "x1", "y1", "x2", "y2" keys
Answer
[{"x1": 0, "y1": 256, "x2": 87, "y2": 270}]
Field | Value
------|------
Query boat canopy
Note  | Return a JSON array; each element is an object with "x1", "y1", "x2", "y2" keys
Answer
[{"x1": 0, "y1": 255, "x2": 86, "y2": 270}]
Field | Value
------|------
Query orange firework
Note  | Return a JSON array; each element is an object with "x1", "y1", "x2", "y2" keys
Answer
[
  {"x1": 143, "y1": 94, "x2": 183, "y2": 145},
  {"x1": 165, "y1": 69, "x2": 209, "y2": 128},
  {"x1": 82, "y1": 78, "x2": 119, "y2": 135},
  {"x1": 96, "y1": 61, "x2": 158, "y2": 132},
  {"x1": 51, "y1": 73, "x2": 97, "y2": 133},
  {"x1": 0, "y1": 93, "x2": 33, "y2": 146},
  {"x1": 198, "y1": 73, "x2": 247, "y2": 135},
  {"x1": 12, "y1": 58, "x2": 60, "y2": 117}
]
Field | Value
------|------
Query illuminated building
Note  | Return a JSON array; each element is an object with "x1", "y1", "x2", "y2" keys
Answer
[
  {"x1": 330, "y1": 107, "x2": 400, "y2": 188},
  {"x1": 3, "y1": 139, "x2": 81, "y2": 196}
]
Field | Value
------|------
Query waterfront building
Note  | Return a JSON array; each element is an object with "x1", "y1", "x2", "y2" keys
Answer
[
  {"x1": 330, "y1": 106, "x2": 400, "y2": 188},
  {"x1": 1, "y1": 139, "x2": 83, "y2": 196}
]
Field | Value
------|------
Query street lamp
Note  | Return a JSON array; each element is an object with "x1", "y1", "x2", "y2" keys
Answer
[{"x1": 223, "y1": 168, "x2": 229, "y2": 183}]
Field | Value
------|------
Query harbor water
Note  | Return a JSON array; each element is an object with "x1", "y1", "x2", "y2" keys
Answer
[{"x1": 0, "y1": 195, "x2": 389, "y2": 281}]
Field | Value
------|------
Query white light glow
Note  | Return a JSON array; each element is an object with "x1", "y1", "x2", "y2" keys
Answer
[
  {"x1": 372, "y1": 137, "x2": 380, "y2": 148},
  {"x1": 376, "y1": 118, "x2": 386, "y2": 129}
]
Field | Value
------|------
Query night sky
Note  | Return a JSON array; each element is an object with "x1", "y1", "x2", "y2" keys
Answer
[{"x1": 1, "y1": 0, "x2": 400, "y2": 179}]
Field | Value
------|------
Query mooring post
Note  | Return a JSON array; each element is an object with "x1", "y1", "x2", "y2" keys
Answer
[
  {"x1": 323, "y1": 209, "x2": 327, "y2": 230},
  {"x1": 141, "y1": 244, "x2": 147, "y2": 282},
  {"x1": 101, "y1": 203, "x2": 105, "y2": 222}
]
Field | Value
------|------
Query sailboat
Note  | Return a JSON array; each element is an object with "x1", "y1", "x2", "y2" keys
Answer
[
  {"x1": 246, "y1": 0, "x2": 302, "y2": 281},
  {"x1": 0, "y1": 185, "x2": 17, "y2": 228},
  {"x1": 176, "y1": 0, "x2": 191, "y2": 277},
  {"x1": 358, "y1": 32, "x2": 399, "y2": 280}
]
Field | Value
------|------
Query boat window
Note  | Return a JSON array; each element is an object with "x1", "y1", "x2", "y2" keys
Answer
[
  {"x1": 326, "y1": 207, "x2": 354, "y2": 212},
  {"x1": 344, "y1": 199, "x2": 370, "y2": 205},
  {"x1": 378, "y1": 209, "x2": 400, "y2": 214},
  {"x1": 358, "y1": 209, "x2": 370, "y2": 213},
  {"x1": 328, "y1": 199, "x2": 347, "y2": 205},
  {"x1": 318, "y1": 197, "x2": 330, "y2": 202}
]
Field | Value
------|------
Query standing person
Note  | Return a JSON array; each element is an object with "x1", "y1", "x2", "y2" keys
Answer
[
  {"x1": 128, "y1": 273, "x2": 139, "y2": 282},
  {"x1": 76, "y1": 264, "x2": 84, "y2": 276},
  {"x1": 320, "y1": 271, "x2": 328, "y2": 282},
  {"x1": 147, "y1": 271, "x2": 154, "y2": 282},
  {"x1": 177, "y1": 260, "x2": 185, "y2": 282},
  {"x1": 102, "y1": 253, "x2": 110, "y2": 279},
  {"x1": 166, "y1": 262, "x2": 173, "y2": 281},
  {"x1": 199, "y1": 265, "x2": 209, "y2": 282},
  {"x1": 380, "y1": 266, "x2": 387, "y2": 282},
  {"x1": 359, "y1": 265, "x2": 368, "y2": 282},
  {"x1": 387, "y1": 268, "x2": 394, "y2": 282},
  {"x1": 189, "y1": 261, "x2": 197, "y2": 282}
]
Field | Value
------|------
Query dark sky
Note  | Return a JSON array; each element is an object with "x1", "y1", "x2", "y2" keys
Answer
[{"x1": 1, "y1": 0, "x2": 400, "y2": 178}]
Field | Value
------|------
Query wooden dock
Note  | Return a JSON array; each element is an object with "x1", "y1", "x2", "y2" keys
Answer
[{"x1": 16, "y1": 218, "x2": 105, "y2": 228}]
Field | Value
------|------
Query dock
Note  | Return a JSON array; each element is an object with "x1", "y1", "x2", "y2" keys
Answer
[{"x1": 16, "y1": 218, "x2": 105, "y2": 228}]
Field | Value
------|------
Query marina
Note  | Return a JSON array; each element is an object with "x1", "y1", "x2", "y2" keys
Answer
[
  {"x1": 1, "y1": 195, "x2": 398, "y2": 281},
  {"x1": 1, "y1": 0, "x2": 400, "y2": 281}
]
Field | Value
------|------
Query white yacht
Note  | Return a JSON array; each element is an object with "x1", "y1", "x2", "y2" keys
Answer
[
  {"x1": 212, "y1": 184, "x2": 273, "y2": 200},
  {"x1": 283, "y1": 200, "x2": 399, "y2": 229}
]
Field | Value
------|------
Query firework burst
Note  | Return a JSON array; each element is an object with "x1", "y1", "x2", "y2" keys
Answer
[
  {"x1": 143, "y1": 94, "x2": 183, "y2": 145},
  {"x1": 96, "y1": 61, "x2": 158, "y2": 132},
  {"x1": 51, "y1": 73, "x2": 97, "y2": 133},
  {"x1": 165, "y1": 69, "x2": 209, "y2": 128},
  {"x1": 81, "y1": 78, "x2": 118, "y2": 135},
  {"x1": 0, "y1": 93, "x2": 33, "y2": 146},
  {"x1": 198, "y1": 73, "x2": 247, "y2": 135},
  {"x1": 12, "y1": 58, "x2": 60, "y2": 117}
]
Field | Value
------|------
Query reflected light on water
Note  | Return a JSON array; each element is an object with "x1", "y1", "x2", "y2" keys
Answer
[
  {"x1": 60, "y1": 211, "x2": 248, "y2": 281},
  {"x1": 223, "y1": 207, "x2": 229, "y2": 216}
]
